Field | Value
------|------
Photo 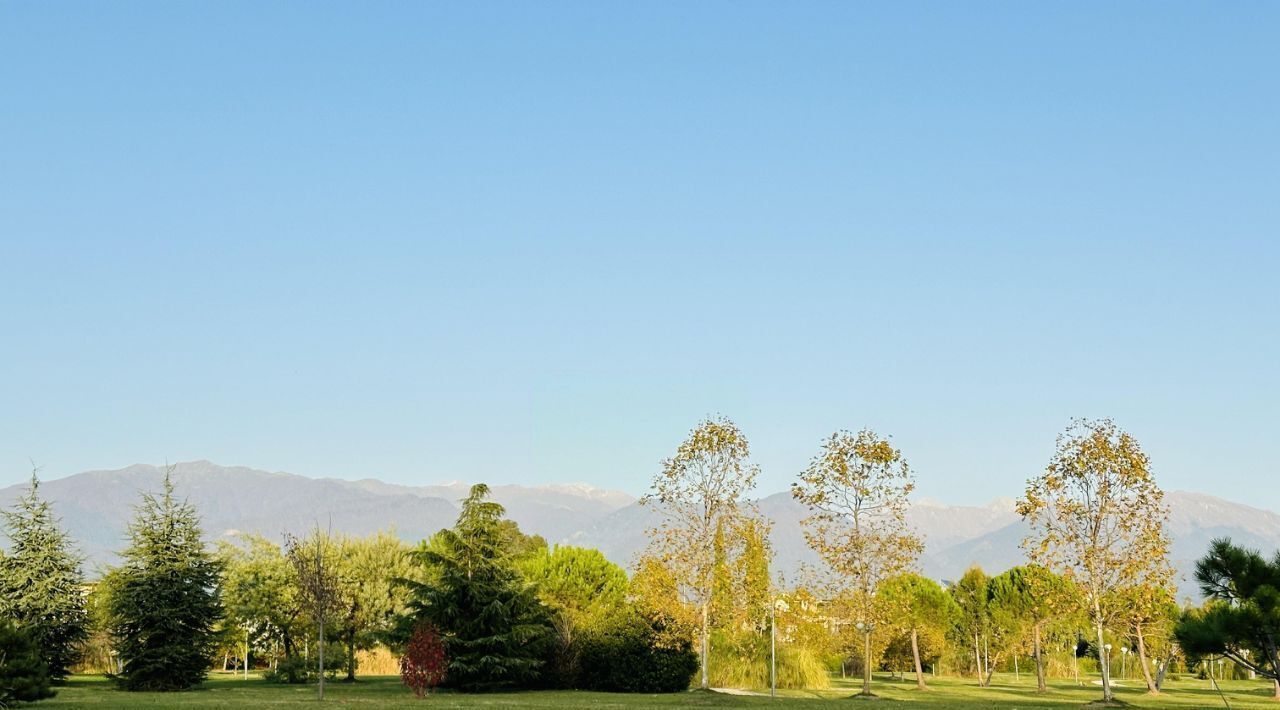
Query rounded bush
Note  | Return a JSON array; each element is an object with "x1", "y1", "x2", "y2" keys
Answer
[{"x1": 576, "y1": 615, "x2": 697, "y2": 693}]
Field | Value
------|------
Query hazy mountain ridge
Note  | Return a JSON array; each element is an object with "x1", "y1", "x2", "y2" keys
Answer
[{"x1": 2, "y1": 462, "x2": 1277, "y2": 598}]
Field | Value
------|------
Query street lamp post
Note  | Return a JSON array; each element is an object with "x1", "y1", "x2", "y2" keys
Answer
[
  {"x1": 1104, "y1": 643, "x2": 1113, "y2": 685},
  {"x1": 1121, "y1": 646, "x2": 1129, "y2": 679}
]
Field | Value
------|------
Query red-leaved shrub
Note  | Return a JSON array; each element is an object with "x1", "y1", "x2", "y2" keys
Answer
[{"x1": 400, "y1": 622, "x2": 448, "y2": 697}]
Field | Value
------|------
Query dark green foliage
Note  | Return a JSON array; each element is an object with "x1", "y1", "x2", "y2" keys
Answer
[
  {"x1": 576, "y1": 614, "x2": 697, "y2": 693},
  {"x1": 262, "y1": 643, "x2": 346, "y2": 684},
  {"x1": 1174, "y1": 537, "x2": 1280, "y2": 681},
  {"x1": 0, "y1": 474, "x2": 88, "y2": 682},
  {"x1": 108, "y1": 473, "x2": 224, "y2": 691},
  {"x1": 0, "y1": 619, "x2": 55, "y2": 705},
  {"x1": 521, "y1": 545, "x2": 630, "y2": 688},
  {"x1": 403, "y1": 484, "x2": 552, "y2": 691},
  {"x1": 263, "y1": 655, "x2": 311, "y2": 684}
]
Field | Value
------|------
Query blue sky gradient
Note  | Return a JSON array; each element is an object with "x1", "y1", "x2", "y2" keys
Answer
[{"x1": 2, "y1": 2, "x2": 1277, "y2": 504}]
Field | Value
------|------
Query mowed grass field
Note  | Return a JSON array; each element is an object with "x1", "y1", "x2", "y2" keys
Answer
[{"x1": 38, "y1": 672, "x2": 1277, "y2": 709}]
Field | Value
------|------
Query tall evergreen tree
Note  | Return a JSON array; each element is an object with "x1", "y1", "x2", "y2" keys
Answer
[
  {"x1": 404, "y1": 484, "x2": 551, "y2": 691},
  {"x1": 0, "y1": 472, "x2": 88, "y2": 682},
  {"x1": 109, "y1": 470, "x2": 224, "y2": 691}
]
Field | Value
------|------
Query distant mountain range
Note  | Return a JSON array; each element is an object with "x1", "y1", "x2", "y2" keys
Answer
[{"x1": 4, "y1": 461, "x2": 1278, "y2": 599}]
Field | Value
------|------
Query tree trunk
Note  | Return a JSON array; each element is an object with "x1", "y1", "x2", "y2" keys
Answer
[
  {"x1": 1033, "y1": 622, "x2": 1046, "y2": 693},
  {"x1": 983, "y1": 635, "x2": 991, "y2": 686},
  {"x1": 318, "y1": 619, "x2": 326, "y2": 701},
  {"x1": 911, "y1": 628, "x2": 926, "y2": 690},
  {"x1": 973, "y1": 634, "x2": 983, "y2": 685},
  {"x1": 1272, "y1": 678, "x2": 1279, "y2": 700},
  {"x1": 1155, "y1": 652, "x2": 1173, "y2": 691},
  {"x1": 1094, "y1": 618, "x2": 1112, "y2": 702},
  {"x1": 345, "y1": 627, "x2": 357, "y2": 683},
  {"x1": 700, "y1": 602, "x2": 709, "y2": 689},
  {"x1": 244, "y1": 639, "x2": 250, "y2": 680},
  {"x1": 862, "y1": 629, "x2": 873, "y2": 696},
  {"x1": 1135, "y1": 622, "x2": 1157, "y2": 693}
]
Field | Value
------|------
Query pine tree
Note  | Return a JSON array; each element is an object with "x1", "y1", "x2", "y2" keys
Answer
[
  {"x1": 0, "y1": 472, "x2": 88, "y2": 682},
  {"x1": 404, "y1": 484, "x2": 551, "y2": 691},
  {"x1": 109, "y1": 469, "x2": 224, "y2": 691},
  {"x1": 0, "y1": 618, "x2": 55, "y2": 705}
]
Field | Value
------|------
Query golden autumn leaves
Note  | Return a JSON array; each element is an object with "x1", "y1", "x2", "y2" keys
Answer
[
  {"x1": 639, "y1": 417, "x2": 921, "y2": 692},
  {"x1": 637, "y1": 415, "x2": 1174, "y2": 702},
  {"x1": 1017, "y1": 418, "x2": 1173, "y2": 701}
]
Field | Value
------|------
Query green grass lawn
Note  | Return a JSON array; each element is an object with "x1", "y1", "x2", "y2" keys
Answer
[{"x1": 38, "y1": 672, "x2": 1275, "y2": 708}]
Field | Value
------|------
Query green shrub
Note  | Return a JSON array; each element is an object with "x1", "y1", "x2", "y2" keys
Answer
[
  {"x1": 263, "y1": 644, "x2": 346, "y2": 685},
  {"x1": 0, "y1": 620, "x2": 55, "y2": 705},
  {"x1": 263, "y1": 656, "x2": 310, "y2": 684},
  {"x1": 577, "y1": 615, "x2": 697, "y2": 693}
]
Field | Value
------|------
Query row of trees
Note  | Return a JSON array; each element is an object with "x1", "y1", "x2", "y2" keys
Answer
[
  {"x1": 0, "y1": 465, "x2": 698, "y2": 701},
  {"x1": 3, "y1": 415, "x2": 1279, "y2": 702},
  {"x1": 635, "y1": 416, "x2": 1192, "y2": 703}
]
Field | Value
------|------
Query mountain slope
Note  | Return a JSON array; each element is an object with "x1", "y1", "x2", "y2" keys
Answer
[
  {"x1": 0, "y1": 461, "x2": 633, "y2": 573},
  {"x1": 3, "y1": 461, "x2": 1278, "y2": 599}
]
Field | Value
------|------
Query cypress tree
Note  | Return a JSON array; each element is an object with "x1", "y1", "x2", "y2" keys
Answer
[
  {"x1": 405, "y1": 484, "x2": 551, "y2": 691},
  {"x1": 0, "y1": 472, "x2": 89, "y2": 682},
  {"x1": 109, "y1": 470, "x2": 223, "y2": 691}
]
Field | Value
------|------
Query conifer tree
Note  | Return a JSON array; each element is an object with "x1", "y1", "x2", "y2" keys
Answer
[
  {"x1": 109, "y1": 469, "x2": 224, "y2": 691},
  {"x1": 403, "y1": 484, "x2": 551, "y2": 691},
  {"x1": 0, "y1": 618, "x2": 55, "y2": 705},
  {"x1": 0, "y1": 471, "x2": 88, "y2": 682}
]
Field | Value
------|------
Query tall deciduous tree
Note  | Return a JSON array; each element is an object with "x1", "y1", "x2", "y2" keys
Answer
[
  {"x1": 951, "y1": 566, "x2": 990, "y2": 686},
  {"x1": 710, "y1": 516, "x2": 773, "y2": 635},
  {"x1": 110, "y1": 470, "x2": 224, "y2": 691},
  {"x1": 988, "y1": 565, "x2": 1076, "y2": 693},
  {"x1": 1017, "y1": 418, "x2": 1171, "y2": 703},
  {"x1": 642, "y1": 416, "x2": 759, "y2": 690},
  {"x1": 284, "y1": 527, "x2": 342, "y2": 700},
  {"x1": 0, "y1": 472, "x2": 88, "y2": 682},
  {"x1": 217, "y1": 533, "x2": 301, "y2": 671},
  {"x1": 1114, "y1": 581, "x2": 1177, "y2": 693},
  {"x1": 878, "y1": 573, "x2": 957, "y2": 690},
  {"x1": 333, "y1": 532, "x2": 413, "y2": 682},
  {"x1": 404, "y1": 484, "x2": 551, "y2": 691},
  {"x1": 791, "y1": 429, "x2": 922, "y2": 697}
]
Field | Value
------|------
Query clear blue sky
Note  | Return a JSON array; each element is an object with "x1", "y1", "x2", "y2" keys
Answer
[{"x1": 1, "y1": 2, "x2": 1276, "y2": 506}]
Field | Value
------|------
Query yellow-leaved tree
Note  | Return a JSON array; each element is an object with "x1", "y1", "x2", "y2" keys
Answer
[
  {"x1": 791, "y1": 429, "x2": 922, "y2": 698},
  {"x1": 1016, "y1": 418, "x2": 1171, "y2": 704},
  {"x1": 641, "y1": 416, "x2": 760, "y2": 690}
]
